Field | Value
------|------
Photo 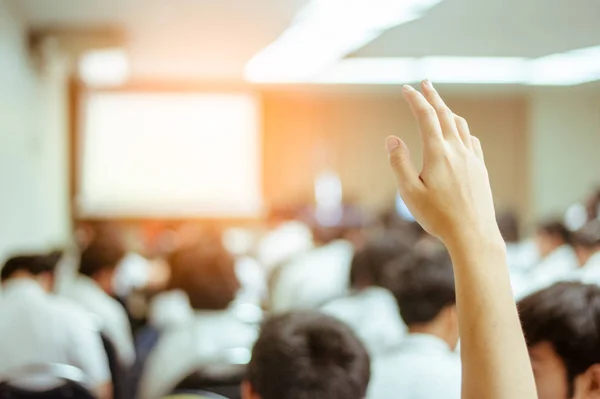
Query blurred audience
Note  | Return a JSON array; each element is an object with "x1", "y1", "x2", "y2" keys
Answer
[
  {"x1": 369, "y1": 251, "x2": 461, "y2": 399},
  {"x1": 514, "y1": 220, "x2": 578, "y2": 298},
  {"x1": 0, "y1": 253, "x2": 112, "y2": 399},
  {"x1": 519, "y1": 282, "x2": 600, "y2": 399},
  {"x1": 63, "y1": 233, "x2": 135, "y2": 368},
  {"x1": 321, "y1": 234, "x2": 408, "y2": 355},
  {"x1": 243, "y1": 311, "x2": 370, "y2": 399},
  {"x1": 139, "y1": 237, "x2": 257, "y2": 399},
  {"x1": 569, "y1": 220, "x2": 600, "y2": 284},
  {"x1": 497, "y1": 210, "x2": 539, "y2": 273},
  {"x1": 269, "y1": 226, "x2": 358, "y2": 313}
]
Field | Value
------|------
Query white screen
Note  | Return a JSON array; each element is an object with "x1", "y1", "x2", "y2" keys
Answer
[{"x1": 78, "y1": 92, "x2": 262, "y2": 218}]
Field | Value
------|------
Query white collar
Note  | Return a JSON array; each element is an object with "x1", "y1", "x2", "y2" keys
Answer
[
  {"x1": 2, "y1": 278, "x2": 46, "y2": 298},
  {"x1": 75, "y1": 275, "x2": 104, "y2": 293},
  {"x1": 397, "y1": 333, "x2": 453, "y2": 354},
  {"x1": 584, "y1": 251, "x2": 600, "y2": 268}
]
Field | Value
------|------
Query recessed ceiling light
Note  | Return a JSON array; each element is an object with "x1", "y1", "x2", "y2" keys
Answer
[{"x1": 79, "y1": 48, "x2": 130, "y2": 87}]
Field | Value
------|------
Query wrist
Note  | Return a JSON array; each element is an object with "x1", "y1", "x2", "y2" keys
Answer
[{"x1": 442, "y1": 225, "x2": 506, "y2": 260}]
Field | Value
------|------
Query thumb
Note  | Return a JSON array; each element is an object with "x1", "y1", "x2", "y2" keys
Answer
[{"x1": 385, "y1": 136, "x2": 420, "y2": 194}]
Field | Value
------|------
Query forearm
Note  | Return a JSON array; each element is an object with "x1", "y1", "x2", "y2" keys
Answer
[{"x1": 446, "y1": 232, "x2": 537, "y2": 399}]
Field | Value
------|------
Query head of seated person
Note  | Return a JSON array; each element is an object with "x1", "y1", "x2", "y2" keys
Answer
[
  {"x1": 497, "y1": 210, "x2": 521, "y2": 244},
  {"x1": 518, "y1": 282, "x2": 600, "y2": 399},
  {"x1": 79, "y1": 235, "x2": 126, "y2": 296},
  {"x1": 585, "y1": 188, "x2": 600, "y2": 221},
  {"x1": 243, "y1": 311, "x2": 370, "y2": 399},
  {"x1": 1, "y1": 251, "x2": 62, "y2": 292},
  {"x1": 536, "y1": 221, "x2": 572, "y2": 259},
  {"x1": 348, "y1": 235, "x2": 410, "y2": 291},
  {"x1": 385, "y1": 250, "x2": 458, "y2": 349},
  {"x1": 571, "y1": 221, "x2": 600, "y2": 267},
  {"x1": 167, "y1": 240, "x2": 240, "y2": 311}
]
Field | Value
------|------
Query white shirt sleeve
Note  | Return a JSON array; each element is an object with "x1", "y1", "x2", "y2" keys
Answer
[
  {"x1": 104, "y1": 305, "x2": 136, "y2": 367},
  {"x1": 65, "y1": 311, "x2": 112, "y2": 389}
]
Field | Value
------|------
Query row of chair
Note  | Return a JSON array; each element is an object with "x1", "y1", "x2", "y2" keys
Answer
[{"x1": 0, "y1": 362, "x2": 229, "y2": 399}]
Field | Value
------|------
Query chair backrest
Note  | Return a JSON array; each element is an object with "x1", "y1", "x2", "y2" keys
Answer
[
  {"x1": 173, "y1": 364, "x2": 245, "y2": 399},
  {"x1": 163, "y1": 391, "x2": 229, "y2": 399},
  {"x1": 0, "y1": 364, "x2": 95, "y2": 399}
]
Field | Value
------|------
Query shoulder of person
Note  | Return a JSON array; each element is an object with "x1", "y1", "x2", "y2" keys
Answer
[{"x1": 50, "y1": 296, "x2": 103, "y2": 331}]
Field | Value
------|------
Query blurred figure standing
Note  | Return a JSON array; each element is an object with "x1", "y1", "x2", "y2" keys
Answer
[{"x1": 0, "y1": 253, "x2": 112, "y2": 399}]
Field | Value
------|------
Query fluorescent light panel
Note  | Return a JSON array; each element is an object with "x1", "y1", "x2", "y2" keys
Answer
[
  {"x1": 313, "y1": 46, "x2": 600, "y2": 85},
  {"x1": 529, "y1": 46, "x2": 600, "y2": 86},
  {"x1": 245, "y1": 0, "x2": 444, "y2": 82}
]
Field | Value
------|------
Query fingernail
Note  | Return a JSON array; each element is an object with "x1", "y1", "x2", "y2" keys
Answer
[
  {"x1": 385, "y1": 136, "x2": 400, "y2": 154},
  {"x1": 423, "y1": 79, "x2": 433, "y2": 89},
  {"x1": 402, "y1": 85, "x2": 414, "y2": 92}
]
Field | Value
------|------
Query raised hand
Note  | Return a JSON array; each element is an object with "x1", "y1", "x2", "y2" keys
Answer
[
  {"x1": 385, "y1": 80, "x2": 500, "y2": 248},
  {"x1": 385, "y1": 80, "x2": 537, "y2": 399}
]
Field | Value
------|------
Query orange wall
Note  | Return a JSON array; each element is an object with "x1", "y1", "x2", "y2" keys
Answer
[{"x1": 262, "y1": 89, "x2": 530, "y2": 219}]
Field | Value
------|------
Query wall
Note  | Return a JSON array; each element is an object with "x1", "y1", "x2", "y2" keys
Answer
[
  {"x1": 529, "y1": 87, "x2": 600, "y2": 219},
  {"x1": 262, "y1": 89, "x2": 530, "y2": 219},
  {"x1": 0, "y1": 0, "x2": 43, "y2": 259},
  {"x1": 0, "y1": 0, "x2": 70, "y2": 259}
]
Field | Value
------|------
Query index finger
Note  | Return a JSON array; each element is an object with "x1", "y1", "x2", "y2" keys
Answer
[{"x1": 402, "y1": 85, "x2": 445, "y2": 152}]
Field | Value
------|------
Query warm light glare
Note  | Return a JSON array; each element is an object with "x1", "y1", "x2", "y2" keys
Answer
[
  {"x1": 78, "y1": 48, "x2": 130, "y2": 87},
  {"x1": 245, "y1": 0, "x2": 443, "y2": 82},
  {"x1": 79, "y1": 92, "x2": 262, "y2": 218}
]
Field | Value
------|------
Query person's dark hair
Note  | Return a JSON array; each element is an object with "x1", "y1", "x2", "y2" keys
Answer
[
  {"x1": 518, "y1": 282, "x2": 600, "y2": 393},
  {"x1": 79, "y1": 235, "x2": 126, "y2": 278},
  {"x1": 537, "y1": 220, "x2": 572, "y2": 245},
  {"x1": 585, "y1": 188, "x2": 600, "y2": 221},
  {"x1": 247, "y1": 311, "x2": 370, "y2": 399},
  {"x1": 349, "y1": 235, "x2": 410, "y2": 289},
  {"x1": 385, "y1": 251, "x2": 456, "y2": 325},
  {"x1": 497, "y1": 210, "x2": 521, "y2": 243},
  {"x1": 167, "y1": 239, "x2": 240, "y2": 310},
  {"x1": 572, "y1": 220, "x2": 600, "y2": 249},
  {"x1": 1, "y1": 251, "x2": 61, "y2": 281}
]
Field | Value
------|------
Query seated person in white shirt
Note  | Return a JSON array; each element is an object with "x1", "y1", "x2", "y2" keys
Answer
[
  {"x1": 369, "y1": 250, "x2": 461, "y2": 399},
  {"x1": 242, "y1": 311, "x2": 370, "y2": 399},
  {"x1": 519, "y1": 282, "x2": 600, "y2": 399},
  {"x1": 514, "y1": 221, "x2": 578, "y2": 298},
  {"x1": 65, "y1": 235, "x2": 135, "y2": 368},
  {"x1": 140, "y1": 241, "x2": 258, "y2": 399},
  {"x1": 269, "y1": 225, "x2": 358, "y2": 313},
  {"x1": 321, "y1": 236, "x2": 408, "y2": 355},
  {"x1": 570, "y1": 221, "x2": 600, "y2": 283},
  {"x1": 0, "y1": 253, "x2": 112, "y2": 399},
  {"x1": 498, "y1": 210, "x2": 539, "y2": 273}
]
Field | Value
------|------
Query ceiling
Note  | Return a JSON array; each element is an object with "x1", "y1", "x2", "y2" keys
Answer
[{"x1": 12, "y1": 0, "x2": 600, "y2": 82}]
